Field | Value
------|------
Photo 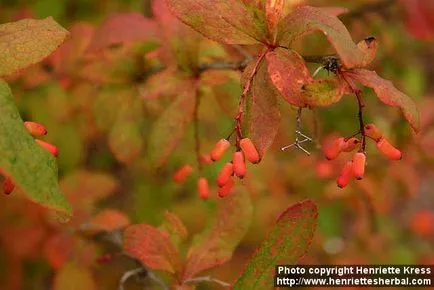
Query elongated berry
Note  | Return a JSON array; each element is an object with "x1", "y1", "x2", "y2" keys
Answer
[
  {"x1": 3, "y1": 177, "x2": 15, "y2": 195},
  {"x1": 197, "y1": 177, "x2": 210, "y2": 200},
  {"x1": 376, "y1": 138, "x2": 402, "y2": 160},
  {"x1": 352, "y1": 152, "x2": 366, "y2": 180},
  {"x1": 218, "y1": 177, "x2": 234, "y2": 198},
  {"x1": 240, "y1": 138, "x2": 260, "y2": 164},
  {"x1": 232, "y1": 151, "x2": 246, "y2": 178},
  {"x1": 364, "y1": 124, "x2": 382, "y2": 141},
  {"x1": 173, "y1": 165, "x2": 193, "y2": 183},
  {"x1": 337, "y1": 161, "x2": 354, "y2": 189},
  {"x1": 217, "y1": 162, "x2": 234, "y2": 187},
  {"x1": 324, "y1": 137, "x2": 345, "y2": 160},
  {"x1": 342, "y1": 138, "x2": 360, "y2": 152},
  {"x1": 199, "y1": 154, "x2": 213, "y2": 165},
  {"x1": 210, "y1": 139, "x2": 230, "y2": 161},
  {"x1": 35, "y1": 139, "x2": 59, "y2": 157},
  {"x1": 24, "y1": 121, "x2": 47, "y2": 136}
]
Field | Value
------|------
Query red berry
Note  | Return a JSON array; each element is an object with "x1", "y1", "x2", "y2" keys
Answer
[
  {"x1": 217, "y1": 162, "x2": 234, "y2": 187},
  {"x1": 376, "y1": 138, "x2": 402, "y2": 160},
  {"x1": 199, "y1": 154, "x2": 213, "y2": 165},
  {"x1": 24, "y1": 121, "x2": 47, "y2": 136},
  {"x1": 96, "y1": 254, "x2": 113, "y2": 264},
  {"x1": 173, "y1": 165, "x2": 193, "y2": 183},
  {"x1": 197, "y1": 177, "x2": 210, "y2": 200},
  {"x1": 210, "y1": 139, "x2": 230, "y2": 161},
  {"x1": 232, "y1": 151, "x2": 246, "y2": 178},
  {"x1": 352, "y1": 152, "x2": 366, "y2": 180},
  {"x1": 218, "y1": 177, "x2": 234, "y2": 198},
  {"x1": 341, "y1": 137, "x2": 360, "y2": 152},
  {"x1": 364, "y1": 123, "x2": 383, "y2": 142},
  {"x1": 337, "y1": 161, "x2": 354, "y2": 189},
  {"x1": 2, "y1": 177, "x2": 15, "y2": 195},
  {"x1": 240, "y1": 138, "x2": 260, "y2": 164},
  {"x1": 324, "y1": 137, "x2": 345, "y2": 160},
  {"x1": 35, "y1": 139, "x2": 59, "y2": 157}
]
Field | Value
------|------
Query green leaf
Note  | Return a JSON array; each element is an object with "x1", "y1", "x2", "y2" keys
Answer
[
  {"x1": 244, "y1": 57, "x2": 281, "y2": 158},
  {"x1": 233, "y1": 199, "x2": 318, "y2": 290},
  {"x1": 148, "y1": 80, "x2": 197, "y2": 167},
  {"x1": 183, "y1": 189, "x2": 253, "y2": 280},
  {"x1": 347, "y1": 69, "x2": 421, "y2": 133},
  {"x1": 165, "y1": 0, "x2": 266, "y2": 45},
  {"x1": 277, "y1": 6, "x2": 365, "y2": 69},
  {"x1": 266, "y1": 48, "x2": 347, "y2": 107},
  {"x1": 0, "y1": 17, "x2": 68, "y2": 77},
  {"x1": 108, "y1": 91, "x2": 145, "y2": 164},
  {"x1": 0, "y1": 80, "x2": 71, "y2": 217}
]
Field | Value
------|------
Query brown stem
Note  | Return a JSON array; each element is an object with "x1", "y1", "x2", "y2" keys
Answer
[
  {"x1": 193, "y1": 92, "x2": 202, "y2": 170},
  {"x1": 198, "y1": 59, "x2": 250, "y2": 73}
]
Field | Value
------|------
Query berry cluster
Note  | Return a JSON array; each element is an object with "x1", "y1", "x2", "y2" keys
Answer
[
  {"x1": 324, "y1": 123, "x2": 402, "y2": 189},
  {"x1": 173, "y1": 138, "x2": 260, "y2": 199},
  {"x1": 2, "y1": 121, "x2": 59, "y2": 195}
]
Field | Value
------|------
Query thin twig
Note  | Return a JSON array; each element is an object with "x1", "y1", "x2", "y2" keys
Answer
[
  {"x1": 184, "y1": 276, "x2": 231, "y2": 288},
  {"x1": 119, "y1": 268, "x2": 145, "y2": 290},
  {"x1": 193, "y1": 92, "x2": 202, "y2": 170},
  {"x1": 198, "y1": 59, "x2": 250, "y2": 73}
]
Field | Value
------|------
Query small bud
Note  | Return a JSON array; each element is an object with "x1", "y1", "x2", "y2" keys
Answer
[
  {"x1": 96, "y1": 254, "x2": 113, "y2": 264},
  {"x1": 364, "y1": 123, "x2": 383, "y2": 142},
  {"x1": 3, "y1": 177, "x2": 15, "y2": 195},
  {"x1": 240, "y1": 138, "x2": 260, "y2": 164},
  {"x1": 35, "y1": 139, "x2": 59, "y2": 157},
  {"x1": 217, "y1": 162, "x2": 234, "y2": 187},
  {"x1": 337, "y1": 161, "x2": 353, "y2": 189},
  {"x1": 376, "y1": 138, "x2": 402, "y2": 160},
  {"x1": 341, "y1": 138, "x2": 360, "y2": 152},
  {"x1": 352, "y1": 152, "x2": 366, "y2": 180},
  {"x1": 199, "y1": 154, "x2": 213, "y2": 165},
  {"x1": 232, "y1": 151, "x2": 246, "y2": 178},
  {"x1": 24, "y1": 121, "x2": 47, "y2": 136},
  {"x1": 324, "y1": 137, "x2": 346, "y2": 160},
  {"x1": 197, "y1": 177, "x2": 210, "y2": 200},
  {"x1": 173, "y1": 165, "x2": 193, "y2": 183},
  {"x1": 210, "y1": 139, "x2": 230, "y2": 161},
  {"x1": 218, "y1": 176, "x2": 234, "y2": 198}
]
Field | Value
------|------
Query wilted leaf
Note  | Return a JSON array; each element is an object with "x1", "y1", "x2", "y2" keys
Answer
[
  {"x1": 0, "y1": 80, "x2": 71, "y2": 217},
  {"x1": 148, "y1": 81, "x2": 197, "y2": 167},
  {"x1": 183, "y1": 189, "x2": 252, "y2": 280},
  {"x1": 87, "y1": 13, "x2": 157, "y2": 51},
  {"x1": 0, "y1": 17, "x2": 69, "y2": 76},
  {"x1": 83, "y1": 209, "x2": 130, "y2": 234},
  {"x1": 233, "y1": 199, "x2": 318, "y2": 290},
  {"x1": 53, "y1": 262, "x2": 96, "y2": 290},
  {"x1": 123, "y1": 224, "x2": 182, "y2": 273},
  {"x1": 108, "y1": 92, "x2": 145, "y2": 164},
  {"x1": 266, "y1": 48, "x2": 348, "y2": 107},
  {"x1": 346, "y1": 69, "x2": 420, "y2": 132},
  {"x1": 277, "y1": 6, "x2": 365, "y2": 69},
  {"x1": 165, "y1": 0, "x2": 265, "y2": 45},
  {"x1": 244, "y1": 58, "x2": 281, "y2": 158}
]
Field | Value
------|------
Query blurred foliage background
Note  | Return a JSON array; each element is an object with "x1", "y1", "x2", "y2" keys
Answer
[{"x1": 1, "y1": 0, "x2": 434, "y2": 289}]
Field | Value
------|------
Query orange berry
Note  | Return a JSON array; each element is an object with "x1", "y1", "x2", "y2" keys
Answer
[
  {"x1": 218, "y1": 176, "x2": 234, "y2": 198},
  {"x1": 240, "y1": 138, "x2": 260, "y2": 164},
  {"x1": 232, "y1": 151, "x2": 246, "y2": 178},
  {"x1": 324, "y1": 137, "x2": 345, "y2": 160},
  {"x1": 197, "y1": 177, "x2": 210, "y2": 200},
  {"x1": 337, "y1": 161, "x2": 353, "y2": 189},
  {"x1": 352, "y1": 152, "x2": 366, "y2": 180},
  {"x1": 217, "y1": 162, "x2": 234, "y2": 187},
  {"x1": 376, "y1": 138, "x2": 402, "y2": 160},
  {"x1": 199, "y1": 154, "x2": 213, "y2": 165},
  {"x1": 364, "y1": 123, "x2": 383, "y2": 142},
  {"x1": 210, "y1": 139, "x2": 230, "y2": 161},
  {"x1": 341, "y1": 137, "x2": 360, "y2": 152},
  {"x1": 35, "y1": 139, "x2": 59, "y2": 157},
  {"x1": 3, "y1": 177, "x2": 15, "y2": 195},
  {"x1": 24, "y1": 121, "x2": 47, "y2": 136},
  {"x1": 173, "y1": 165, "x2": 193, "y2": 183}
]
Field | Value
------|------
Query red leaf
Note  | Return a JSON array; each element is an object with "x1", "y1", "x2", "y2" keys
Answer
[
  {"x1": 399, "y1": 0, "x2": 434, "y2": 40},
  {"x1": 165, "y1": 0, "x2": 266, "y2": 44},
  {"x1": 346, "y1": 69, "x2": 420, "y2": 133},
  {"x1": 243, "y1": 57, "x2": 281, "y2": 158},
  {"x1": 87, "y1": 13, "x2": 157, "y2": 51},
  {"x1": 266, "y1": 48, "x2": 348, "y2": 107},
  {"x1": 277, "y1": 6, "x2": 365, "y2": 69},
  {"x1": 233, "y1": 199, "x2": 318, "y2": 289},
  {"x1": 123, "y1": 224, "x2": 182, "y2": 273}
]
